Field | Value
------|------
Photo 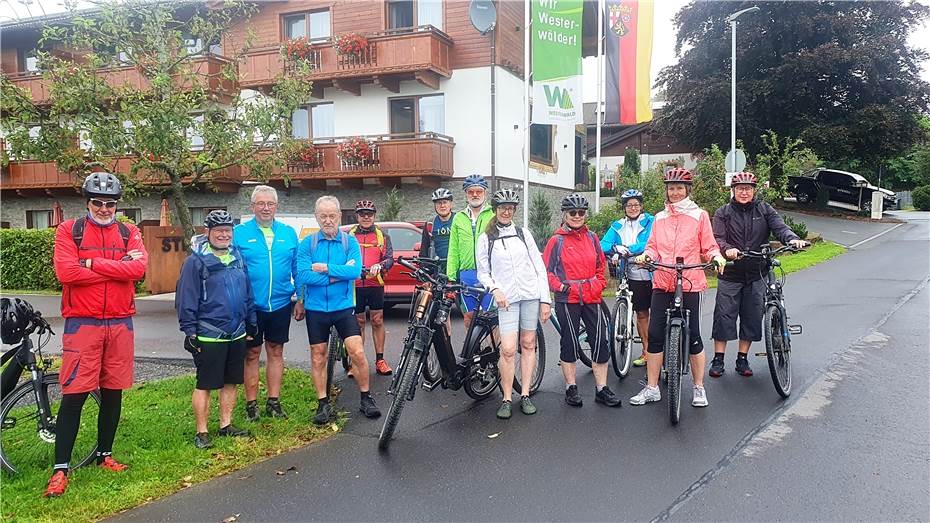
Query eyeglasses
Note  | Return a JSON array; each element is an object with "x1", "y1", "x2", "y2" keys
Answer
[
  {"x1": 466, "y1": 189, "x2": 485, "y2": 198},
  {"x1": 733, "y1": 185, "x2": 755, "y2": 192},
  {"x1": 625, "y1": 203, "x2": 642, "y2": 209},
  {"x1": 89, "y1": 198, "x2": 118, "y2": 209},
  {"x1": 357, "y1": 211, "x2": 375, "y2": 218},
  {"x1": 252, "y1": 201, "x2": 277, "y2": 208},
  {"x1": 497, "y1": 205, "x2": 516, "y2": 214},
  {"x1": 567, "y1": 210, "x2": 587, "y2": 217}
]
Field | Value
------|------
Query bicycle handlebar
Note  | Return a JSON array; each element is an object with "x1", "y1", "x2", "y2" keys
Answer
[
  {"x1": 639, "y1": 259, "x2": 719, "y2": 272},
  {"x1": 738, "y1": 245, "x2": 803, "y2": 259},
  {"x1": 397, "y1": 257, "x2": 487, "y2": 297}
]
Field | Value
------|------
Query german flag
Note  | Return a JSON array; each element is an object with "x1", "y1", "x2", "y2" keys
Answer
[{"x1": 605, "y1": 0, "x2": 654, "y2": 125}]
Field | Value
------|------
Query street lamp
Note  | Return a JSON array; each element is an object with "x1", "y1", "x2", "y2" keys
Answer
[{"x1": 726, "y1": 6, "x2": 759, "y2": 173}]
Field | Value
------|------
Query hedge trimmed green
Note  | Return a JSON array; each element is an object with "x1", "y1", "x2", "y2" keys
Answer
[
  {"x1": 912, "y1": 185, "x2": 930, "y2": 211},
  {"x1": 0, "y1": 228, "x2": 61, "y2": 291}
]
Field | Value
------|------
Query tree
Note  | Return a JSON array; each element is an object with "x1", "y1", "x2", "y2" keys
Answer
[
  {"x1": 752, "y1": 130, "x2": 821, "y2": 201},
  {"x1": 528, "y1": 191, "x2": 553, "y2": 250},
  {"x1": 381, "y1": 186, "x2": 404, "y2": 221},
  {"x1": 0, "y1": 0, "x2": 314, "y2": 243},
  {"x1": 691, "y1": 145, "x2": 730, "y2": 213},
  {"x1": 656, "y1": 1, "x2": 930, "y2": 172},
  {"x1": 621, "y1": 147, "x2": 641, "y2": 176}
]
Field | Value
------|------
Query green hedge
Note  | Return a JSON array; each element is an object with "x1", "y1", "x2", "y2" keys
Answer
[
  {"x1": 0, "y1": 228, "x2": 61, "y2": 291},
  {"x1": 912, "y1": 185, "x2": 930, "y2": 211}
]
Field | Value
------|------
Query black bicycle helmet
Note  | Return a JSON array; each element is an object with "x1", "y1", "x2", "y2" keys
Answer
[
  {"x1": 82, "y1": 172, "x2": 122, "y2": 199},
  {"x1": 560, "y1": 193, "x2": 590, "y2": 211},
  {"x1": 491, "y1": 188, "x2": 520, "y2": 208},
  {"x1": 1, "y1": 297, "x2": 35, "y2": 345},
  {"x1": 203, "y1": 210, "x2": 234, "y2": 229}
]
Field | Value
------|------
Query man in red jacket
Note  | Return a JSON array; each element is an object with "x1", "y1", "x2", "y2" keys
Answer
[{"x1": 44, "y1": 172, "x2": 148, "y2": 497}]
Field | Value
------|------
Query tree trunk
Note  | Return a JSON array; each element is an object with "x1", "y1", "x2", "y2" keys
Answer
[{"x1": 168, "y1": 173, "x2": 195, "y2": 251}]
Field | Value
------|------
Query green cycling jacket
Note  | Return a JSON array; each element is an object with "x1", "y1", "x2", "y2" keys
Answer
[{"x1": 445, "y1": 205, "x2": 494, "y2": 281}]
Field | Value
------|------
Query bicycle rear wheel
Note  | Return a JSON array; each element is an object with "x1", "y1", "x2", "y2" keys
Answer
[
  {"x1": 666, "y1": 325, "x2": 682, "y2": 425},
  {"x1": 764, "y1": 305, "x2": 792, "y2": 398},
  {"x1": 513, "y1": 323, "x2": 546, "y2": 396},
  {"x1": 462, "y1": 326, "x2": 502, "y2": 400},
  {"x1": 1, "y1": 374, "x2": 100, "y2": 474},
  {"x1": 325, "y1": 327, "x2": 349, "y2": 398},
  {"x1": 610, "y1": 300, "x2": 633, "y2": 378},
  {"x1": 378, "y1": 331, "x2": 426, "y2": 450}
]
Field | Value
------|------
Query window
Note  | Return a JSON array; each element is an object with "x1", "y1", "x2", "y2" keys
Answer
[
  {"x1": 189, "y1": 207, "x2": 226, "y2": 226},
  {"x1": 283, "y1": 10, "x2": 331, "y2": 41},
  {"x1": 389, "y1": 95, "x2": 444, "y2": 135},
  {"x1": 291, "y1": 103, "x2": 334, "y2": 140},
  {"x1": 185, "y1": 34, "x2": 222, "y2": 56},
  {"x1": 188, "y1": 114, "x2": 204, "y2": 150},
  {"x1": 118, "y1": 208, "x2": 141, "y2": 223},
  {"x1": 387, "y1": 0, "x2": 442, "y2": 30},
  {"x1": 385, "y1": 227, "x2": 420, "y2": 251},
  {"x1": 18, "y1": 50, "x2": 40, "y2": 73},
  {"x1": 530, "y1": 123, "x2": 553, "y2": 165},
  {"x1": 26, "y1": 210, "x2": 52, "y2": 229}
]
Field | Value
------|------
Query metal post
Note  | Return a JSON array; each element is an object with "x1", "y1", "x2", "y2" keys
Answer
[
  {"x1": 730, "y1": 19, "x2": 736, "y2": 168},
  {"x1": 595, "y1": 0, "x2": 604, "y2": 213},
  {"x1": 490, "y1": 26, "x2": 497, "y2": 192},
  {"x1": 523, "y1": 0, "x2": 530, "y2": 226}
]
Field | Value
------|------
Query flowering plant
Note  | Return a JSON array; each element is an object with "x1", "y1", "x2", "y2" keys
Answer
[
  {"x1": 288, "y1": 142, "x2": 321, "y2": 168},
  {"x1": 282, "y1": 37, "x2": 315, "y2": 62},
  {"x1": 333, "y1": 33, "x2": 369, "y2": 57},
  {"x1": 335, "y1": 137, "x2": 375, "y2": 164}
]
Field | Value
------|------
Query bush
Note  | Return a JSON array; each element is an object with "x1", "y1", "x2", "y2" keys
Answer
[
  {"x1": 0, "y1": 228, "x2": 61, "y2": 291},
  {"x1": 528, "y1": 191, "x2": 554, "y2": 250},
  {"x1": 781, "y1": 214, "x2": 808, "y2": 240},
  {"x1": 587, "y1": 200, "x2": 624, "y2": 238},
  {"x1": 618, "y1": 166, "x2": 665, "y2": 216},
  {"x1": 913, "y1": 184, "x2": 930, "y2": 211},
  {"x1": 381, "y1": 186, "x2": 404, "y2": 221},
  {"x1": 692, "y1": 144, "x2": 730, "y2": 214}
]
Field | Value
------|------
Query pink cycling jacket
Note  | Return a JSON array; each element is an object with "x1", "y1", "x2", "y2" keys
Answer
[{"x1": 643, "y1": 198, "x2": 721, "y2": 293}]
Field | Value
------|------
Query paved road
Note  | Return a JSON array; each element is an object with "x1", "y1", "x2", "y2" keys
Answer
[
  {"x1": 106, "y1": 212, "x2": 930, "y2": 521},
  {"x1": 781, "y1": 209, "x2": 905, "y2": 247}
]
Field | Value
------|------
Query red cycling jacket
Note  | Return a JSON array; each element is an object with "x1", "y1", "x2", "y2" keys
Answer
[
  {"x1": 542, "y1": 225, "x2": 608, "y2": 304},
  {"x1": 53, "y1": 218, "x2": 148, "y2": 319}
]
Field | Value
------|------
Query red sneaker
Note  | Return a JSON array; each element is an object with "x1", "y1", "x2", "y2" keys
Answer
[
  {"x1": 375, "y1": 359, "x2": 393, "y2": 376},
  {"x1": 44, "y1": 470, "x2": 68, "y2": 497},
  {"x1": 98, "y1": 456, "x2": 129, "y2": 472}
]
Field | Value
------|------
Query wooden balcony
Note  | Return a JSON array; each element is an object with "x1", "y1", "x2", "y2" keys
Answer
[
  {"x1": 4, "y1": 55, "x2": 238, "y2": 105},
  {"x1": 239, "y1": 26, "x2": 453, "y2": 95},
  {"x1": 276, "y1": 132, "x2": 454, "y2": 188}
]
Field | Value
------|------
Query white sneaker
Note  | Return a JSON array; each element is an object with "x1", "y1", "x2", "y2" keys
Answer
[
  {"x1": 692, "y1": 385, "x2": 708, "y2": 407},
  {"x1": 629, "y1": 385, "x2": 661, "y2": 405}
]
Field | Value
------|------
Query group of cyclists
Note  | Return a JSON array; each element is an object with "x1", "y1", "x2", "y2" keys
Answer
[{"x1": 30, "y1": 166, "x2": 806, "y2": 497}]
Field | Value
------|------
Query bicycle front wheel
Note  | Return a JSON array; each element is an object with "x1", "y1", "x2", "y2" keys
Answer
[
  {"x1": 610, "y1": 300, "x2": 633, "y2": 378},
  {"x1": 325, "y1": 327, "x2": 349, "y2": 398},
  {"x1": 378, "y1": 332, "x2": 426, "y2": 450},
  {"x1": 1, "y1": 374, "x2": 101, "y2": 474},
  {"x1": 513, "y1": 323, "x2": 546, "y2": 396},
  {"x1": 764, "y1": 305, "x2": 792, "y2": 398},
  {"x1": 666, "y1": 325, "x2": 682, "y2": 425}
]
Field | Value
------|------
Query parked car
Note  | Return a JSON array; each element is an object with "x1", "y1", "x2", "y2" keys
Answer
[
  {"x1": 787, "y1": 168, "x2": 899, "y2": 212},
  {"x1": 341, "y1": 221, "x2": 423, "y2": 308}
]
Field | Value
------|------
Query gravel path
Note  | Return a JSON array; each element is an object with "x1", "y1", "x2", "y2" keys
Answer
[{"x1": 134, "y1": 357, "x2": 195, "y2": 383}]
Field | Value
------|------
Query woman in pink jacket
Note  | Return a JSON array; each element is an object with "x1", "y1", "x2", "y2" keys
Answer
[{"x1": 630, "y1": 168, "x2": 726, "y2": 408}]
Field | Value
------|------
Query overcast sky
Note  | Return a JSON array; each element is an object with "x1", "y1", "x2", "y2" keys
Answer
[{"x1": 3, "y1": 0, "x2": 928, "y2": 102}]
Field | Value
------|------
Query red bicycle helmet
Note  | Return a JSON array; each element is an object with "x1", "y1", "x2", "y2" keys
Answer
[
  {"x1": 731, "y1": 172, "x2": 758, "y2": 186},
  {"x1": 663, "y1": 167, "x2": 693, "y2": 184},
  {"x1": 355, "y1": 200, "x2": 376, "y2": 213}
]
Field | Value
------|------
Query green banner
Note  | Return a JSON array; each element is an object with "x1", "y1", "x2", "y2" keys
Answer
[{"x1": 532, "y1": 0, "x2": 583, "y2": 81}]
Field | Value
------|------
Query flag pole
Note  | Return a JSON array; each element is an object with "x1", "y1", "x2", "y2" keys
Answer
[
  {"x1": 523, "y1": 0, "x2": 531, "y2": 225},
  {"x1": 595, "y1": 0, "x2": 604, "y2": 213}
]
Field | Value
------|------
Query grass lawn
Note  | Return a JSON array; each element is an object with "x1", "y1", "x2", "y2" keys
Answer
[
  {"x1": 1, "y1": 369, "x2": 341, "y2": 523},
  {"x1": 603, "y1": 241, "x2": 846, "y2": 295},
  {"x1": 0, "y1": 290, "x2": 152, "y2": 298}
]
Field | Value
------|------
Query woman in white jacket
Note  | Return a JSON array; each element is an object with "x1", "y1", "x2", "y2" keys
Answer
[{"x1": 476, "y1": 189, "x2": 551, "y2": 420}]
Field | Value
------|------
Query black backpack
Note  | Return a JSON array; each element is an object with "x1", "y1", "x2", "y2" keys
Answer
[
  {"x1": 486, "y1": 226, "x2": 528, "y2": 274},
  {"x1": 71, "y1": 216, "x2": 131, "y2": 255}
]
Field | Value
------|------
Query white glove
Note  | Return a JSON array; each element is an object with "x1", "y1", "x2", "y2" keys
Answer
[
  {"x1": 788, "y1": 239, "x2": 809, "y2": 249},
  {"x1": 369, "y1": 263, "x2": 382, "y2": 276},
  {"x1": 614, "y1": 245, "x2": 631, "y2": 257}
]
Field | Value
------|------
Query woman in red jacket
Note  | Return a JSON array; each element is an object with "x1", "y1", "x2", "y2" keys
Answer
[
  {"x1": 543, "y1": 194, "x2": 621, "y2": 408},
  {"x1": 630, "y1": 168, "x2": 726, "y2": 409}
]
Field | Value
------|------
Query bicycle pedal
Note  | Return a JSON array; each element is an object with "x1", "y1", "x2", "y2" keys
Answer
[
  {"x1": 788, "y1": 325, "x2": 803, "y2": 335},
  {"x1": 633, "y1": 337, "x2": 642, "y2": 343},
  {"x1": 755, "y1": 352, "x2": 767, "y2": 357},
  {"x1": 421, "y1": 379, "x2": 441, "y2": 391}
]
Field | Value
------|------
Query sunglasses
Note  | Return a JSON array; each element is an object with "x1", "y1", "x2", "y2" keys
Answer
[
  {"x1": 567, "y1": 210, "x2": 587, "y2": 217},
  {"x1": 357, "y1": 211, "x2": 375, "y2": 218},
  {"x1": 89, "y1": 198, "x2": 118, "y2": 209}
]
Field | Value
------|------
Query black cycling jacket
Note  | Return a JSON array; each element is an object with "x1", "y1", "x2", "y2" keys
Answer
[{"x1": 712, "y1": 198, "x2": 799, "y2": 283}]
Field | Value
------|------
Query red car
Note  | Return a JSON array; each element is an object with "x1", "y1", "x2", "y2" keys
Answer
[{"x1": 341, "y1": 221, "x2": 423, "y2": 308}]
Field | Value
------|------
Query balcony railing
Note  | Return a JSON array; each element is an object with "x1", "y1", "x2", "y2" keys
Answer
[
  {"x1": 280, "y1": 132, "x2": 454, "y2": 180},
  {"x1": 4, "y1": 54, "x2": 237, "y2": 105},
  {"x1": 239, "y1": 26, "x2": 453, "y2": 91}
]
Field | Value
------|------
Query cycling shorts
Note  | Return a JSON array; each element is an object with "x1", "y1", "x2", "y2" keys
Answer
[
  {"x1": 247, "y1": 302, "x2": 293, "y2": 348},
  {"x1": 306, "y1": 308, "x2": 360, "y2": 345},
  {"x1": 60, "y1": 318, "x2": 134, "y2": 394},
  {"x1": 554, "y1": 302, "x2": 610, "y2": 364},
  {"x1": 629, "y1": 279, "x2": 653, "y2": 312},
  {"x1": 647, "y1": 291, "x2": 704, "y2": 355},
  {"x1": 712, "y1": 279, "x2": 764, "y2": 342},
  {"x1": 497, "y1": 299, "x2": 539, "y2": 335},
  {"x1": 194, "y1": 338, "x2": 247, "y2": 390},
  {"x1": 355, "y1": 286, "x2": 385, "y2": 314}
]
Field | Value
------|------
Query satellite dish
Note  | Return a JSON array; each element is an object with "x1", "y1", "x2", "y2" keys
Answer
[{"x1": 469, "y1": 0, "x2": 497, "y2": 35}]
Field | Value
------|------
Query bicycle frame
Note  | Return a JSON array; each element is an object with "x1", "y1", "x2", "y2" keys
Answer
[
  {"x1": 666, "y1": 258, "x2": 692, "y2": 377},
  {"x1": 1, "y1": 317, "x2": 55, "y2": 430}
]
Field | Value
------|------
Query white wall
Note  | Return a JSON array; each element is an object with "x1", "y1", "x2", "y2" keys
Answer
[{"x1": 596, "y1": 152, "x2": 697, "y2": 176}]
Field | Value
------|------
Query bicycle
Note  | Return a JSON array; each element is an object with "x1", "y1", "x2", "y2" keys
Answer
[
  {"x1": 1, "y1": 310, "x2": 101, "y2": 474},
  {"x1": 738, "y1": 244, "x2": 804, "y2": 398},
  {"x1": 640, "y1": 257, "x2": 720, "y2": 425},
  {"x1": 378, "y1": 256, "x2": 546, "y2": 450},
  {"x1": 608, "y1": 256, "x2": 637, "y2": 378},
  {"x1": 325, "y1": 326, "x2": 351, "y2": 397}
]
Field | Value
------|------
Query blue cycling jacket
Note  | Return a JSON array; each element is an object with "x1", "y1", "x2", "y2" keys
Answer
[
  {"x1": 295, "y1": 230, "x2": 362, "y2": 313},
  {"x1": 233, "y1": 219, "x2": 299, "y2": 313},
  {"x1": 176, "y1": 245, "x2": 257, "y2": 339}
]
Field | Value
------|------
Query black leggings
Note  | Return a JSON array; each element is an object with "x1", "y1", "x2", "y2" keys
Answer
[
  {"x1": 647, "y1": 291, "x2": 704, "y2": 355},
  {"x1": 555, "y1": 302, "x2": 611, "y2": 364},
  {"x1": 54, "y1": 388, "x2": 122, "y2": 470}
]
